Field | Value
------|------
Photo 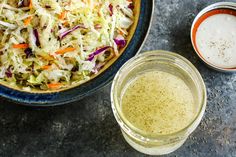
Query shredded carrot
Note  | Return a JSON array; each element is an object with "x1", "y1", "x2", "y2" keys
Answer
[
  {"x1": 59, "y1": 11, "x2": 68, "y2": 20},
  {"x1": 29, "y1": 0, "x2": 33, "y2": 9},
  {"x1": 12, "y1": 44, "x2": 29, "y2": 49},
  {"x1": 118, "y1": 30, "x2": 124, "y2": 36},
  {"x1": 47, "y1": 83, "x2": 62, "y2": 89},
  {"x1": 41, "y1": 65, "x2": 51, "y2": 70},
  {"x1": 127, "y1": 0, "x2": 132, "y2": 2},
  {"x1": 55, "y1": 47, "x2": 76, "y2": 55},
  {"x1": 97, "y1": 11, "x2": 102, "y2": 17},
  {"x1": 24, "y1": 16, "x2": 33, "y2": 26},
  {"x1": 63, "y1": 21, "x2": 70, "y2": 27}
]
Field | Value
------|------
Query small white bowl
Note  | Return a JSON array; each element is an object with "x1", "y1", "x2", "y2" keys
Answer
[{"x1": 191, "y1": 2, "x2": 236, "y2": 72}]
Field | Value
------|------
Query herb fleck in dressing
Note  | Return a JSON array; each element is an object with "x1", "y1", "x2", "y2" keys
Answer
[{"x1": 121, "y1": 71, "x2": 195, "y2": 135}]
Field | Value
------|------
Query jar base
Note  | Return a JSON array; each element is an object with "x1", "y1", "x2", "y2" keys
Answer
[{"x1": 122, "y1": 131, "x2": 187, "y2": 156}]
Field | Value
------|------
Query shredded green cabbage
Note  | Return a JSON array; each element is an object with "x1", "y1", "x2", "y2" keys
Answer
[{"x1": 0, "y1": 0, "x2": 134, "y2": 91}]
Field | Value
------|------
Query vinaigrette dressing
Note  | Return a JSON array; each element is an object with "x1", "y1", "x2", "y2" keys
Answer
[{"x1": 121, "y1": 71, "x2": 196, "y2": 135}]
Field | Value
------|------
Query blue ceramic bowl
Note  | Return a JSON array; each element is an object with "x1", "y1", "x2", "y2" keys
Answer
[{"x1": 0, "y1": 0, "x2": 154, "y2": 106}]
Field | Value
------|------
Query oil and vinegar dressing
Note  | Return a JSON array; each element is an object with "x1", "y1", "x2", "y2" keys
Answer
[{"x1": 121, "y1": 71, "x2": 196, "y2": 135}]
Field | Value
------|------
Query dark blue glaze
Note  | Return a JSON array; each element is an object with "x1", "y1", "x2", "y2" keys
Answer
[{"x1": 0, "y1": 0, "x2": 154, "y2": 106}]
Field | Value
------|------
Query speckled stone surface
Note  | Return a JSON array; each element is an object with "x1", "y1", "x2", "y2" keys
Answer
[{"x1": 0, "y1": 0, "x2": 236, "y2": 156}]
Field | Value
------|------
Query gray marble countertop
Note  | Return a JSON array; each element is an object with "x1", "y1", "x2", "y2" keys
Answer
[{"x1": 0, "y1": 0, "x2": 236, "y2": 157}]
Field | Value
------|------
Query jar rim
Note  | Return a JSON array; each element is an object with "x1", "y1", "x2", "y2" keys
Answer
[{"x1": 111, "y1": 50, "x2": 207, "y2": 141}]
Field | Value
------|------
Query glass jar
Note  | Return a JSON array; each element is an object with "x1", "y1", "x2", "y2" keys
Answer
[{"x1": 111, "y1": 50, "x2": 207, "y2": 155}]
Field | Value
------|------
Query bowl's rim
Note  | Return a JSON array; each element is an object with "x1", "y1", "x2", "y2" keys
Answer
[{"x1": 0, "y1": 0, "x2": 155, "y2": 106}]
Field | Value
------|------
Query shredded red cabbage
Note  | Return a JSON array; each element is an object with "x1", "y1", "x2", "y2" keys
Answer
[
  {"x1": 71, "y1": 66, "x2": 79, "y2": 72},
  {"x1": 18, "y1": 0, "x2": 29, "y2": 7},
  {"x1": 31, "y1": 62, "x2": 35, "y2": 73},
  {"x1": 114, "y1": 38, "x2": 126, "y2": 48},
  {"x1": 109, "y1": 4, "x2": 113, "y2": 16},
  {"x1": 33, "y1": 29, "x2": 40, "y2": 47},
  {"x1": 24, "y1": 48, "x2": 33, "y2": 58},
  {"x1": 128, "y1": 3, "x2": 134, "y2": 10},
  {"x1": 88, "y1": 46, "x2": 111, "y2": 61},
  {"x1": 59, "y1": 24, "x2": 86, "y2": 40},
  {"x1": 18, "y1": 0, "x2": 24, "y2": 7},
  {"x1": 5, "y1": 66, "x2": 12, "y2": 78},
  {"x1": 45, "y1": 5, "x2": 51, "y2": 8}
]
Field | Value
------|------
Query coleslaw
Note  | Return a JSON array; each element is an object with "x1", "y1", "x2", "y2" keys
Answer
[{"x1": 0, "y1": 0, "x2": 134, "y2": 91}]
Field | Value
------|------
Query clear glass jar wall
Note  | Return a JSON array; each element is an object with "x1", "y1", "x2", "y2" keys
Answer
[{"x1": 111, "y1": 51, "x2": 207, "y2": 155}]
